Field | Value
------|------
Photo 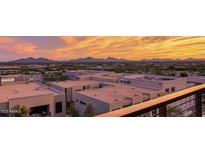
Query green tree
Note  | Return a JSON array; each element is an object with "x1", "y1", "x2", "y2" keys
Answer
[
  {"x1": 67, "y1": 103, "x2": 78, "y2": 117},
  {"x1": 84, "y1": 104, "x2": 97, "y2": 117},
  {"x1": 10, "y1": 105, "x2": 29, "y2": 117},
  {"x1": 180, "y1": 72, "x2": 188, "y2": 77}
]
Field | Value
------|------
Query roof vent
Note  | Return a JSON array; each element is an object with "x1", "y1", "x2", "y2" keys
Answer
[
  {"x1": 36, "y1": 87, "x2": 40, "y2": 90},
  {"x1": 14, "y1": 89, "x2": 21, "y2": 93}
]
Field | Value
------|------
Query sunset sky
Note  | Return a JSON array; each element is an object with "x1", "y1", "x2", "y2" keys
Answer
[{"x1": 0, "y1": 36, "x2": 204, "y2": 61}]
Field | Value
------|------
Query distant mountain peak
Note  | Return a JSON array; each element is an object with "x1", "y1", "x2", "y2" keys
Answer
[
  {"x1": 69, "y1": 57, "x2": 128, "y2": 62},
  {"x1": 10, "y1": 57, "x2": 54, "y2": 63}
]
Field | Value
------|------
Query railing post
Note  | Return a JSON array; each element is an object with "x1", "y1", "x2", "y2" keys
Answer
[
  {"x1": 195, "y1": 92, "x2": 202, "y2": 117},
  {"x1": 159, "y1": 105, "x2": 167, "y2": 117}
]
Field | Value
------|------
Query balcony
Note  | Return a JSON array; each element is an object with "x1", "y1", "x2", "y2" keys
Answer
[{"x1": 96, "y1": 84, "x2": 205, "y2": 117}]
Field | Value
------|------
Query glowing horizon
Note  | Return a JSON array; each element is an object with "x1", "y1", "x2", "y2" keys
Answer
[{"x1": 0, "y1": 36, "x2": 204, "y2": 61}]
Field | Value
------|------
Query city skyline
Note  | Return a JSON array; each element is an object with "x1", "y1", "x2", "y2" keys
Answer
[{"x1": 0, "y1": 36, "x2": 204, "y2": 61}]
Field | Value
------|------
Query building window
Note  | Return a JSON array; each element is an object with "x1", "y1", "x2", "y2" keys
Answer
[
  {"x1": 124, "y1": 80, "x2": 131, "y2": 84},
  {"x1": 55, "y1": 102, "x2": 62, "y2": 113},
  {"x1": 171, "y1": 87, "x2": 175, "y2": 92},
  {"x1": 80, "y1": 101, "x2": 87, "y2": 106},
  {"x1": 83, "y1": 85, "x2": 90, "y2": 90},
  {"x1": 165, "y1": 88, "x2": 169, "y2": 93}
]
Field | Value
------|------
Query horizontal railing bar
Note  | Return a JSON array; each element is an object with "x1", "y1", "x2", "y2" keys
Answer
[
  {"x1": 152, "y1": 103, "x2": 196, "y2": 117},
  {"x1": 97, "y1": 84, "x2": 205, "y2": 117},
  {"x1": 152, "y1": 98, "x2": 196, "y2": 117},
  {"x1": 166, "y1": 98, "x2": 195, "y2": 112},
  {"x1": 189, "y1": 112, "x2": 196, "y2": 117},
  {"x1": 171, "y1": 105, "x2": 196, "y2": 117}
]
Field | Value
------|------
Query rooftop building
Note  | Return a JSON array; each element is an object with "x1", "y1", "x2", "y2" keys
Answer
[
  {"x1": 74, "y1": 83, "x2": 160, "y2": 116},
  {"x1": 65, "y1": 70, "x2": 127, "y2": 82},
  {"x1": 76, "y1": 71, "x2": 127, "y2": 83},
  {"x1": 50, "y1": 80, "x2": 102, "y2": 106},
  {"x1": 65, "y1": 70, "x2": 108, "y2": 80},
  {"x1": 0, "y1": 73, "x2": 43, "y2": 85},
  {"x1": 0, "y1": 82, "x2": 66, "y2": 117},
  {"x1": 97, "y1": 84, "x2": 205, "y2": 117},
  {"x1": 0, "y1": 71, "x2": 198, "y2": 117},
  {"x1": 0, "y1": 66, "x2": 21, "y2": 75},
  {"x1": 187, "y1": 75, "x2": 205, "y2": 84},
  {"x1": 50, "y1": 80, "x2": 101, "y2": 89},
  {"x1": 122, "y1": 74, "x2": 187, "y2": 92}
]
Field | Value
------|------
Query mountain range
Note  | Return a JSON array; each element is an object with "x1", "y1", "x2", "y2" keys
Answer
[
  {"x1": 10, "y1": 57, "x2": 55, "y2": 63},
  {"x1": 69, "y1": 57, "x2": 128, "y2": 62},
  {"x1": 6, "y1": 57, "x2": 205, "y2": 63},
  {"x1": 9, "y1": 57, "x2": 128, "y2": 63}
]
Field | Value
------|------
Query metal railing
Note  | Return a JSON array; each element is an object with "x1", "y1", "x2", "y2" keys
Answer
[{"x1": 96, "y1": 84, "x2": 205, "y2": 117}]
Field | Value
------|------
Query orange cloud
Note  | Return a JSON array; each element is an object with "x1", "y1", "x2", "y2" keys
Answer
[
  {"x1": 49, "y1": 36, "x2": 205, "y2": 60},
  {"x1": 0, "y1": 37, "x2": 16, "y2": 43},
  {"x1": 59, "y1": 36, "x2": 87, "y2": 45},
  {"x1": 15, "y1": 42, "x2": 38, "y2": 54},
  {"x1": 1, "y1": 36, "x2": 205, "y2": 60}
]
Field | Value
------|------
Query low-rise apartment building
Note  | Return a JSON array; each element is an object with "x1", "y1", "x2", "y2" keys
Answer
[
  {"x1": 65, "y1": 70, "x2": 103, "y2": 80},
  {"x1": 73, "y1": 83, "x2": 160, "y2": 116},
  {"x1": 0, "y1": 66, "x2": 21, "y2": 75},
  {"x1": 121, "y1": 74, "x2": 196, "y2": 116},
  {"x1": 85, "y1": 72, "x2": 126, "y2": 83},
  {"x1": 50, "y1": 74, "x2": 191, "y2": 116},
  {"x1": 0, "y1": 82, "x2": 66, "y2": 117},
  {"x1": 0, "y1": 75, "x2": 20, "y2": 85},
  {"x1": 65, "y1": 70, "x2": 127, "y2": 82},
  {"x1": 0, "y1": 71, "x2": 199, "y2": 117},
  {"x1": 50, "y1": 80, "x2": 102, "y2": 105},
  {"x1": 0, "y1": 73, "x2": 43, "y2": 85},
  {"x1": 122, "y1": 74, "x2": 187, "y2": 92},
  {"x1": 187, "y1": 75, "x2": 205, "y2": 85},
  {"x1": 122, "y1": 74, "x2": 198, "y2": 116}
]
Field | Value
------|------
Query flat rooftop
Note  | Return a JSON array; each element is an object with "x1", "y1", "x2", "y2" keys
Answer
[
  {"x1": 50, "y1": 80, "x2": 100, "y2": 88},
  {"x1": 67, "y1": 70, "x2": 111, "y2": 73},
  {"x1": 0, "y1": 82, "x2": 61, "y2": 103},
  {"x1": 187, "y1": 75, "x2": 205, "y2": 83},
  {"x1": 0, "y1": 66, "x2": 20, "y2": 69},
  {"x1": 0, "y1": 74, "x2": 21, "y2": 78},
  {"x1": 77, "y1": 83, "x2": 158, "y2": 104},
  {"x1": 79, "y1": 72, "x2": 126, "y2": 80},
  {"x1": 67, "y1": 70, "x2": 111, "y2": 75},
  {"x1": 92, "y1": 72, "x2": 125, "y2": 78},
  {"x1": 124, "y1": 74, "x2": 178, "y2": 81}
]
